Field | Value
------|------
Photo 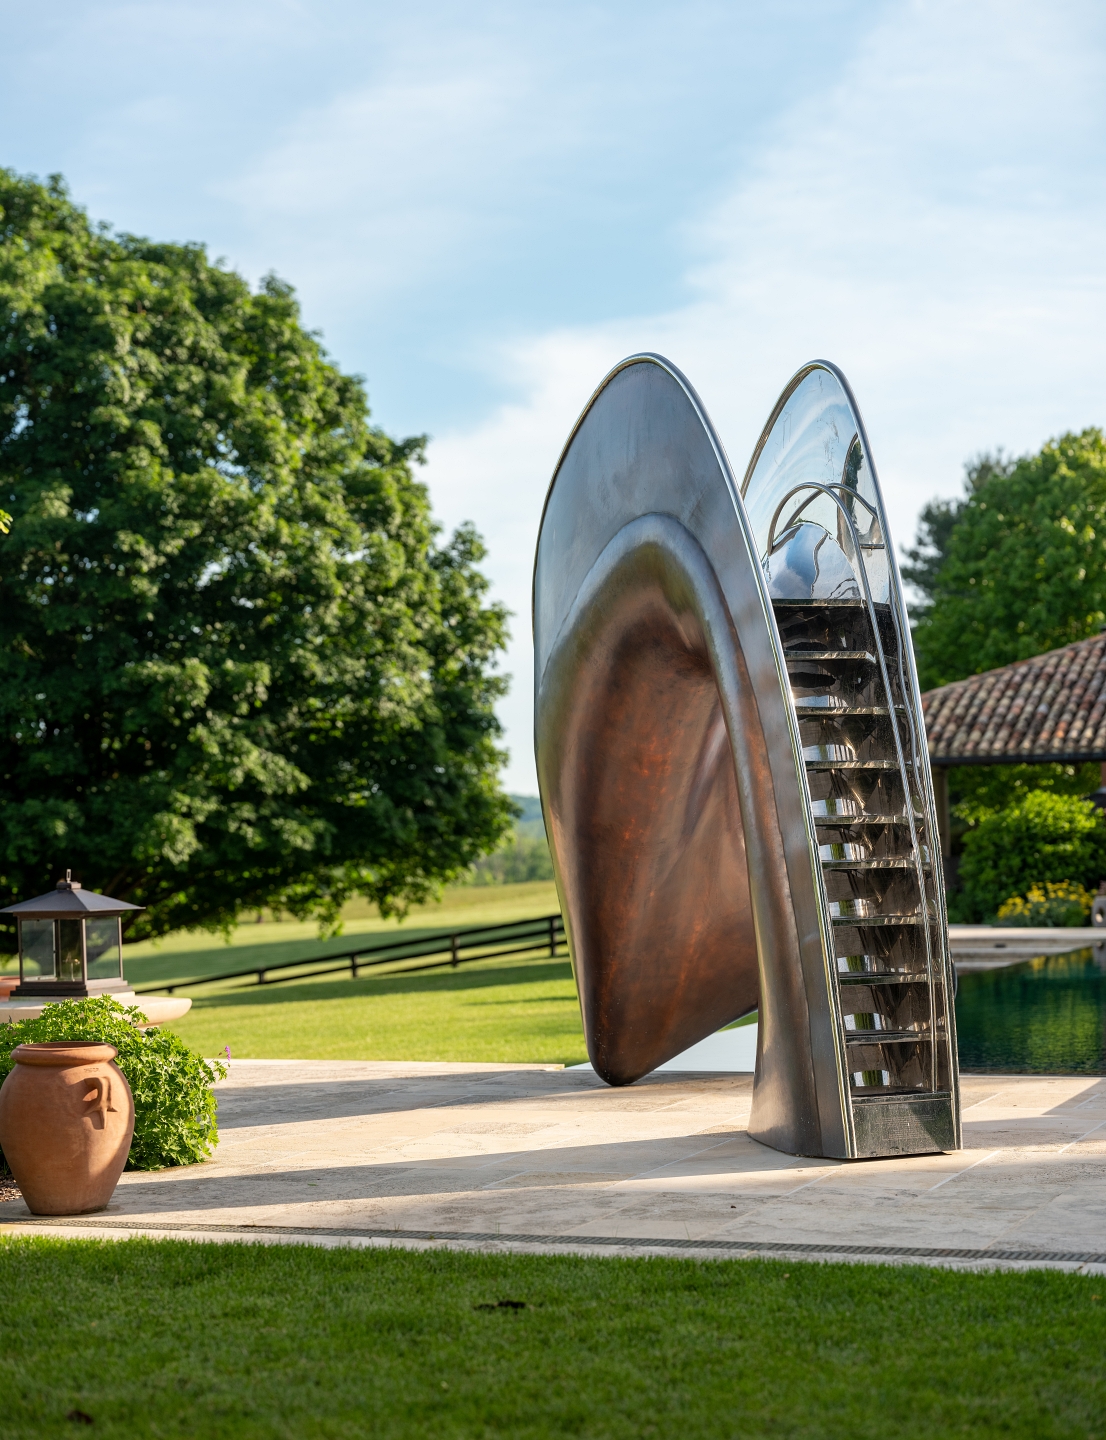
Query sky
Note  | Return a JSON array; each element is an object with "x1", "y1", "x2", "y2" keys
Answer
[{"x1": 4, "y1": 0, "x2": 1106, "y2": 791}]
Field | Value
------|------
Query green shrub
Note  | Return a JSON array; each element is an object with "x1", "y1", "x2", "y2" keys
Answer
[
  {"x1": 955, "y1": 791, "x2": 1106, "y2": 921},
  {"x1": 0, "y1": 997, "x2": 226, "y2": 1174},
  {"x1": 995, "y1": 880, "x2": 1093, "y2": 927}
]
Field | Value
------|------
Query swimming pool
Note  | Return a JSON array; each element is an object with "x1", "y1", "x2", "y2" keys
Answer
[{"x1": 955, "y1": 947, "x2": 1106, "y2": 1075}]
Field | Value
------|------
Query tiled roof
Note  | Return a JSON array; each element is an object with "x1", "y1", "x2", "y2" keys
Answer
[{"x1": 922, "y1": 633, "x2": 1106, "y2": 764}]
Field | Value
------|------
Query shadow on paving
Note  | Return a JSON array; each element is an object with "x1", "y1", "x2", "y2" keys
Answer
[
  {"x1": 0, "y1": 1133, "x2": 793, "y2": 1222},
  {"x1": 211, "y1": 1071, "x2": 753, "y2": 1129}
]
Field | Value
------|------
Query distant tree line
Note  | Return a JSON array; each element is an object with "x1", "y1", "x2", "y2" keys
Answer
[{"x1": 468, "y1": 794, "x2": 554, "y2": 886}]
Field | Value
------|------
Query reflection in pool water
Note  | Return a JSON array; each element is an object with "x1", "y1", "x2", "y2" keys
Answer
[{"x1": 955, "y1": 948, "x2": 1106, "y2": 1075}]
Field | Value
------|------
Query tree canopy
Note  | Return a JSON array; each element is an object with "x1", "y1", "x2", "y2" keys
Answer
[
  {"x1": 900, "y1": 451, "x2": 1013, "y2": 625},
  {"x1": 908, "y1": 430, "x2": 1106, "y2": 690},
  {"x1": 0, "y1": 170, "x2": 515, "y2": 940}
]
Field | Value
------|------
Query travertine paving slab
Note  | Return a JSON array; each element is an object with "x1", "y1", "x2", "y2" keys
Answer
[{"x1": 2, "y1": 1060, "x2": 1104, "y2": 1270}]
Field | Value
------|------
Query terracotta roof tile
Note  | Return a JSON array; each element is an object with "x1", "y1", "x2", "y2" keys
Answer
[{"x1": 922, "y1": 633, "x2": 1106, "y2": 763}]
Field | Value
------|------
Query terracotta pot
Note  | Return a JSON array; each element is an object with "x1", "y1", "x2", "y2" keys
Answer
[
  {"x1": 0, "y1": 1042, "x2": 135, "y2": 1215},
  {"x1": 0, "y1": 976, "x2": 19, "y2": 1000}
]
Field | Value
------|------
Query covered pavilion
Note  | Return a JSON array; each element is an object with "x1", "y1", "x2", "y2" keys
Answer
[{"x1": 921, "y1": 631, "x2": 1106, "y2": 858}]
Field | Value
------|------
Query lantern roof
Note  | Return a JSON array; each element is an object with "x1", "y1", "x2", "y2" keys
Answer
[{"x1": 0, "y1": 872, "x2": 144, "y2": 920}]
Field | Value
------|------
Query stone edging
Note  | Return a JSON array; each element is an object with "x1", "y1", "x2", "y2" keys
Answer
[{"x1": 2, "y1": 1215, "x2": 1104, "y2": 1267}]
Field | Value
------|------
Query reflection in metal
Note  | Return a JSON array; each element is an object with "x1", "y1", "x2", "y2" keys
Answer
[{"x1": 533, "y1": 356, "x2": 960, "y2": 1159}]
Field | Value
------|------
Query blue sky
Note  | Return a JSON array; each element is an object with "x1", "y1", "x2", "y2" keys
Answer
[{"x1": 4, "y1": 1, "x2": 1106, "y2": 789}]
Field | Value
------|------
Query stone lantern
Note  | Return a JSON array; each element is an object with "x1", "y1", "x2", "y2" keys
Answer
[{"x1": 1, "y1": 871, "x2": 143, "y2": 999}]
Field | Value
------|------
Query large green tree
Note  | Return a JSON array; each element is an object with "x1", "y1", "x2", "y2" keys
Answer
[
  {"x1": 0, "y1": 171, "x2": 515, "y2": 940},
  {"x1": 909, "y1": 429, "x2": 1106, "y2": 689}
]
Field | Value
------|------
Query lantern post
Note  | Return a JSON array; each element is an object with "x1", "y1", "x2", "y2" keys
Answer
[{"x1": 1, "y1": 871, "x2": 142, "y2": 999}]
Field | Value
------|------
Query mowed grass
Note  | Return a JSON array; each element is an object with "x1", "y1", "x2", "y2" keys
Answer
[
  {"x1": 1, "y1": 1239, "x2": 1104, "y2": 1440},
  {"x1": 120, "y1": 880, "x2": 562, "y2": 989},
  {"x1": 163, "y1": 956, "x2": 586, "y2": 1065},
  {"x1": 73, "y1": 880, "x2": 586, "y2": 1065}
]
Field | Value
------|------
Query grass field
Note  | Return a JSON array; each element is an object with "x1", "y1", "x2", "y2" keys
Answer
[
  {"x1": 104, "y1": 880, "x2": 584, "y2": 1063},
  {"x1": 1, "y1": 1238, "x2": 1103, "y2": 1439},
  {"x1": 162, "y1": 956, "x2": 586, "y2": 1064},
  {"x1": 121, "y1": 880, "x2": 562, "y2": 988}
]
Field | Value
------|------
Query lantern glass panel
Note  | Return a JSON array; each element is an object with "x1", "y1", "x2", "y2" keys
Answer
[
  {"x1": 86, "y1": 917, "x2": 122, "y2": 980},
  {"x1": 57, "y1": 919, "x2": 83, "y2": 982},
  {"x1": 20, "y1": 919, "x2": 55, "y2": 978}
]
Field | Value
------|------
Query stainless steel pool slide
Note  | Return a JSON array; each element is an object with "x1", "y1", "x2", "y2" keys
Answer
[{"x1": 533, "y1": 355, "x2": 960, "y2": 1159}]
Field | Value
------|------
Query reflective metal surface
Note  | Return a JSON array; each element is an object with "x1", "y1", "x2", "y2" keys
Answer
[
  {"x1": 744, "y1": 362, "x2": 959, "y2": 1151},
  {"x1": 533, "y1": 355, "x2": 960, "y2": 1159}
]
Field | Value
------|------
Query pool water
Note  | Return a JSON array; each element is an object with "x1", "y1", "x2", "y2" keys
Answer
[{"x1": 955, "y1": 948, "x2": 1106, "y2": 1075}]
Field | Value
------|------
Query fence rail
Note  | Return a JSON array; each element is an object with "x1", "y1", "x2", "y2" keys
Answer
[{"x1": 134, "y1": 913, "x2": 568, "y2": 995}]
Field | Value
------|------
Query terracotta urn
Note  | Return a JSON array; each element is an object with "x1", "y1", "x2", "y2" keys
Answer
[{"x1": 0, "y1": 1042, "x2": 135, "y2": 1214}]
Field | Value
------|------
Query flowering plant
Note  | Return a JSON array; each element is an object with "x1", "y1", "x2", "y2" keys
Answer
[{"x1": 995, "y1": 880, "x2": 1092, "y2": 928}]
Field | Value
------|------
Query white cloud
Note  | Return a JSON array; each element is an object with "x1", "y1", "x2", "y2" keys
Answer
[
  {"x1": 424, "y1": 0, "x2": 1106, "y2": 792},
  {"x1": 426, "y1": 327, "x2": 628, "y2": 791},
  {"x1": 9, "y1": 0, "x2": 1103, "y2": 795},
  {"x1": 221, "y1": 61, "x2": 532, "y2": 305}
]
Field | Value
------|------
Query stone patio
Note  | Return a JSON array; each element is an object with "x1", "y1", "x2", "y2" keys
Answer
[{"x1": 2, "y1": 1060, "x2": 1104, "y2": 1272}]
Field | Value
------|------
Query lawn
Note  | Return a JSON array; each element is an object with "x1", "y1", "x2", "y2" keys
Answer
[
  {"x1": 163, "y1": 956, "x2": 587, "y2": 1065},
  {"x1": 120, "y1": 879, "x2": 562, "y2": 989},
  {"x1": 1, "y1": 1238, "x2": 1103, "y2": 1440}
]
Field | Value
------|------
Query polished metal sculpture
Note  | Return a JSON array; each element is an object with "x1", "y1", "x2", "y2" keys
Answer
[{"x1": 533, "y1": 355, "x2": 960, "y2": 1159}]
